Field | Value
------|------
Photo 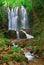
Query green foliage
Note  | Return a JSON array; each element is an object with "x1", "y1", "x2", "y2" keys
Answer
[
  {"x1": 0, "y1": 0, "x2": 32, "y2": 11},
  {"x1": 0, "y1": 38, "x2": 8, "y2": 46},
  {"x1": 0, "y1": 8, "x2": 5, "y2": 19},
  {"x1": 42, "y1": 52, "x2": 44, "y2": 55},
  {"x1": 11, "y1": 46, "x2": 21, "y2": 52},
  {"x1": 2, "y1": 55, "x2": 9, "y2": 62},
  {"x1": 33, "y1": 0, "x2": 42, "y2": 8},
  {"x1": 0, "y1": 0, "x2": 4, "y2": 6},
  {"x1": 0, "y1": 33, "x2": 4, "y2": 38},
  {"x1": 12, "y1": 53, "x2": 27, "y2": 62},
  {"x1": 0, "y1": 7, "x2": 7, "y2": 29},
  {"x1": 33, "y1": 47, "x2": 38, "y2": 52},
  {"x1": 12, "y1": 54, "x2": 21, "y2": 61}
]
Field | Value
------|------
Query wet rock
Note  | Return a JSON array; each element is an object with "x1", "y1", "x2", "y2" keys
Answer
[{"x1": 4, "y1": 30, "x2": 17, "y2": 39}]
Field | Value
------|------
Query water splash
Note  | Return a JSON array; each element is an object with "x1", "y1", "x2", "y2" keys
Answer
[{"x1": 21, "y1": 30, "x2": 34, "y2": 39}]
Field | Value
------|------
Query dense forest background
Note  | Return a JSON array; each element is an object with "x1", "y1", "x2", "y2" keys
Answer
[
  {"x1": 0, "y1": 0, "x2": 44, "y2": 47},
  {"x1": 0, "y1": 0, "x2": 44, "y2": 65}
]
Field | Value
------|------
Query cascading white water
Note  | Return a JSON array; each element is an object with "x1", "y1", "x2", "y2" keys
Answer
[
  {"x1": 7, "y1": 6, "x2": 29, "y2": 30},
  {"x1": 7, "y1": 7, "x2": 12, "y2": 30},
  {"x1": 7, "y1": 6, "x2": 34, "y2": 39},
  {"x1": 21, "y1": 30, "x2": 34, "y2": 39},
  {"x1": 21, "y1": 6, "x2": 29, "y2": 29},
  {"x1": 7, "y1": 7, "x2": 20, "y2": 38},
  {"x1": 16, "y1": 31, "x2": 20, "y2": 39},
  {"x1": 7, "y1": 7, "x2": 19, "y2": 30}
]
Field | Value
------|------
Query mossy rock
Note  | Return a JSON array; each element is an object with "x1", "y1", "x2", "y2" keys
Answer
[{"x1": 4, "y1": 30, "x2": 17, "y2": 39}]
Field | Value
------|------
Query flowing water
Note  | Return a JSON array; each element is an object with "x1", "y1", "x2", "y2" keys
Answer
[
  {"x1": 7, "y1": 7, "x2": 19, "y2": 30},
  {"x1": 16, "y1": 31, "x2": 20, "y2": 39},
  {"x1": 21, "y1": 30, "x2": 34, "y2": 39},
  {"x1": 7, "y1": 6, "x2": 34, "y2": 39},
  {"x1": 21, "y1": 6, "x2": 29, "y2": 29}
]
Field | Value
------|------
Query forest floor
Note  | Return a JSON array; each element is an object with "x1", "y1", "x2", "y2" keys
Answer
[{"x1": 0, "y1": 38, "x2": 44, "y2": 65}]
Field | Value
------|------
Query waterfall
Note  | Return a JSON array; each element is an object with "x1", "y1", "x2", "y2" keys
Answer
[
  {"x1": 7, "y1": 6, "x2": 29, "y2": 30},
  {"x1": 7, "y1": 7, "x2": 19, "y2": 30},
  {"x1": 7, "y1": 6, "x2": 34, "y2": 39},
  {"x1": 21, "y1": 6, "x2": 29, "y2": 29},
  {"x1": 7, "y1": 7, "x2": 12, "y2": 30},
  {"x1": 21, "y1": 30, "x2": 34, "y2": 39}
]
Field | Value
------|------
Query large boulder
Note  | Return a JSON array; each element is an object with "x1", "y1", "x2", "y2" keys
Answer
[{"x1": 4, "y1": 30, "x2": 17, "y2": 39}]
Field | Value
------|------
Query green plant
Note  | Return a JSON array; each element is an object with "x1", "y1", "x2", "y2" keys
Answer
[
  {"x1": 0, "y1": 33, "x2": 4, "y2": 38},
  {"x1": 0, "y1": 0, "x2": 4, "y2": 6},
  {"x1": 33, "y1": 0, "x2": 42, "y2": 8},
  {"x1": 2, "y1": 55, "x2": 9, "y2": 62},
  {"x1": 42, "y1": 51, "x2": 44, "y2": 55},
  {"x1": 0, "y1": 0, "x2": 32, "y2": 11},
  {"x1": 0, "y1": 38, "x2": 8, "y2": 46},
  {"x1": 12, "y1": 53, "x2": 27, "y2": 62},
  {"x1": 12, "y1": 54, "x2": 21, "y2": 61},
  {"x1": 33, "y1": 47, "x2": 38, "y2": 52},
  {"x1": 11, "y1": 46, "x2": 21, "y2": 52}
]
